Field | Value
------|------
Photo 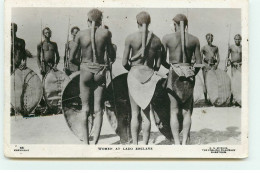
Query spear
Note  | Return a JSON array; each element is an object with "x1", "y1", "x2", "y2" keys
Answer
[
  {"x1": 64, "y1": 17, "x2": 70, "y2": 70},
  {"x1": 12, "y1": 23, "x2": 17, "y2": 119},
  {"x1": 186, "y1": 8, "x2": 189, "y2": 32},
  {"x1": 225, "y1": 24, "x2": 231, "y2": 71},
  {"x1": 40, "y1": 19, "x2": 45, "y2": 78},
  {"x1": 106, "y1": 48, "x2": 118, "y2": 119},
  {"x1": 186, "y1": 8, "x2": 189, "y2": 58},
  {"x1": 12, "y1": 24, "x2": 15, "y2": 73},
  {"x1": 180, "y1": 21, "x2": 187, "y2": 63},
  {"x1": 101, "y1": 23, "x2": 118, "y2": 122},
  {"x1": 141, "y1": 23, "x2": 146, "y2": 57}
]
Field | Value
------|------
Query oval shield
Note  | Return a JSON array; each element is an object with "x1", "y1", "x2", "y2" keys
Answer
[{"x1": 11, "y1": 67, "x2": 43, "y2": 116}]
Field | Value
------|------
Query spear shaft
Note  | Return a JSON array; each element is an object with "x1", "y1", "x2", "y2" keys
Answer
[
  {"x1": 65, "y1": 17, "x2": 70, "y2": 69},
  {"x1": 40, "y1": 19, "x2": 45, "y2": 78}
]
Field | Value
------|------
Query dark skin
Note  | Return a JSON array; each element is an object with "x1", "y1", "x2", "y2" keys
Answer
[
  {"x1": 122, "y1": 23, "x2": 162, "y2": 145},
  {"x1": 64, "y1": 28, "x2": 81, "y2": 73},
  {"x1": 201, "y1": 35, "x2": 220, "y2": 102},
  {"x1": 162, "y1": 23, "x2": 201, "y2": 72},
  {"x1": 225, "y1": 35, "x2": 242, "y2": 76},
  {"x1": 37, "y1": 29, "x2": 60, "y2": 74},
  {"x1": 11, "y1": 24, "x2": 27, "y2": 73},
  {"x1": 69, "y1": 20, "x2": 116, "y2": 145},
  {"x1": 201, "y1": 35, "x2": 220, "y2": 70},
  {"x1": 122, "y1": 29, "x2": 162, "y2": 71},
  {"x1": 162, "y1": 21, "x2": 202, "y2": 145},
  {"x1": 70, "y1": 24, "x2": 115, "y2": 65}
]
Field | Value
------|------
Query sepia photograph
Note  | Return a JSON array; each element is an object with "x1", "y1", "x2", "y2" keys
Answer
[{"x1": 4, "y1": 0, "x2": 248, "y2": 158}]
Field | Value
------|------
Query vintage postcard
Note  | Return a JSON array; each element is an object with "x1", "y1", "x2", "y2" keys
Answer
[{"x1": 4, "y1": 0, "x2": 248, "y2": 158}]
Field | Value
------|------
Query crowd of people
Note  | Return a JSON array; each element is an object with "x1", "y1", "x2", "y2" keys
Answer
[{"x1": 11, "y1": 8, "x2": 242, "y2": 145}]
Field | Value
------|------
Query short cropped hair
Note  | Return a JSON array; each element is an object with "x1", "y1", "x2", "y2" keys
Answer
[
  {"x1": 206, "y1": 33, "x2": 213, "y2": 38},
  {"x1": 173, "y1": 14, "x2": 188, "y2": 26},
  {"x1": 11, "y1": 23, "x2": 18, "y2": 32},
  {"x1": 42, "y1": 27, "x2": 52, "y2": 35},
  {"x1": 88, "y1": 8, "x2": 103, "y2": 22},
  {"x1": 136, "y1": 11, "x2": 151, "y2": 25},
  {"x1": 234, "y1": 34, "x2": 242, "y2": 40},
  {"x1": 71, "y1": 26, "x2": 80, "y2": 34}
]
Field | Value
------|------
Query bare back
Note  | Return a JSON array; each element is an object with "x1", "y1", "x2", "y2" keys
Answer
[
  {"x1": 163, "y1": 32, "x2": 200, "y2": 64},
  {"x1": 76, "y1": 27, "x2": 111, "y2": 64},
  {"x1": 123, "y1": 31, "x2": 162, "y2": 69}
]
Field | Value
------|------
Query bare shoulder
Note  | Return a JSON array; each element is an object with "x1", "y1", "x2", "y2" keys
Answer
[
  {"x1": 230, "y1": 44, "x2": 236, "y2": 49},
  {"x1": 76, "y1": 30, "x2": 82, "y2": 36},
  {"x1": 162, "y1": 33, "x2": 173, "y2": 43},
  {"x1": 16, "y1": 37, "x2": 25, "y2": 44},
  {"x1": 125, "y1": 32, "x2": 137, "y2": 43},
  {"x1": 151, "y1": 33, "x2": 162, "y2": 46},
  {"x1": 104, "y1": 29, "x2": 112, "y2": 38},
  {"x1": 188, "y1": 33, "x2": 200, "y2": 44},
  {"x1": 75, "y1": 30, "x2": 83, "y2": 37},
  {"x1": 37, "y1": 42, "x2": 42, "y2": 47},
  {"x1": 50, "y1": 41, "x2": 58, "y2": 47},
  {"x1": 96, "y1": 27, "x2": 110, "y2": 36},
  {"x1": 187, "y1": 34, "x2": 200, "y2": 48},
  {"x1": 77, "y1": 29, "x2": 89, "y2": 36}
]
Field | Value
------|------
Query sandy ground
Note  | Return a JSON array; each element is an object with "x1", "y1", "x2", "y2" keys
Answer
[
  {"x1": 11, "y1": 58, "x2": 240, "y2": 145},
  {"x1": 11, "y1": 107, "x2": 241, "y2": 145}
]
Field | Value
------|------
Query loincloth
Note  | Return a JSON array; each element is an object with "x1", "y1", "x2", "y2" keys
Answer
[
  {"x1": 41, "y1": 62, "x2": 54, "y2": 77},
  {"x1": 166, "y1": 63, "x2": 195, "y2": 104},
  {"x1": 203, "y1": 60, "x2": 217, "y2": 72},
  {"x1": 44, "y1": 63, "x2": 53, "y2": 71},
  {"x1": 231, "y1": 61, "x2": 242, "y2": 72},
  {"x1": 80, "y1": 62, "x2": 108, "y2": 87},
  {"x1": 204, "y1": 57, "x2": 217, "y2": 64},
  {"x1": 67, "y1": 62, "x2": 80, "y2": 73},
  {"x1": 127, "y1": 65, "x2": 162, "y2": 110},
  {"x1": 80, "y1": 62, "x2": 108, "y2": 75}
]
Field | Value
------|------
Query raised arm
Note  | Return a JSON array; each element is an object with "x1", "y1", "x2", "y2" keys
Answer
[
  {"x1": 69, "y1": 32, "x2": 80, "y2": 66},
  {"x1": 122, "y1": 35, "x2": 131, "y2": 71},
  {"x1": 161, "y1": 35, "x2": 170, "y2": 69},
  {"x1": 194, "y1": 38, "x2": 202, "y2": 75}
]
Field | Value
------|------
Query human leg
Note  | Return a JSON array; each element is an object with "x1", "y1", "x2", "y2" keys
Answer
[
  {"x1": 231, "y1": 66, "x2": 234, "y2": 77},
  {"x1": 129, "y1": 93, "x2": 140, "y2": 145},
  {"x1": 140, "y1": 106, "x2": 151, "y2": 145},
  {"x1": 93, "y1": 85, "x2": 105, "y2": 144},
  {"x1": 92, "y1": 74, "x2": 106, "y2": 144},
  {"x1": 202, "y1": 67, "x2": 208, "y2": 102},
  {"x1": 182, "y1": 98, "x2": 193, "y2": 145},
  {"x1": 80, "y1": 70, "x2": 93, "y2": 144},
  {"x1": 168, "y1": 94, "x2": 181, "y2": 145}
]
